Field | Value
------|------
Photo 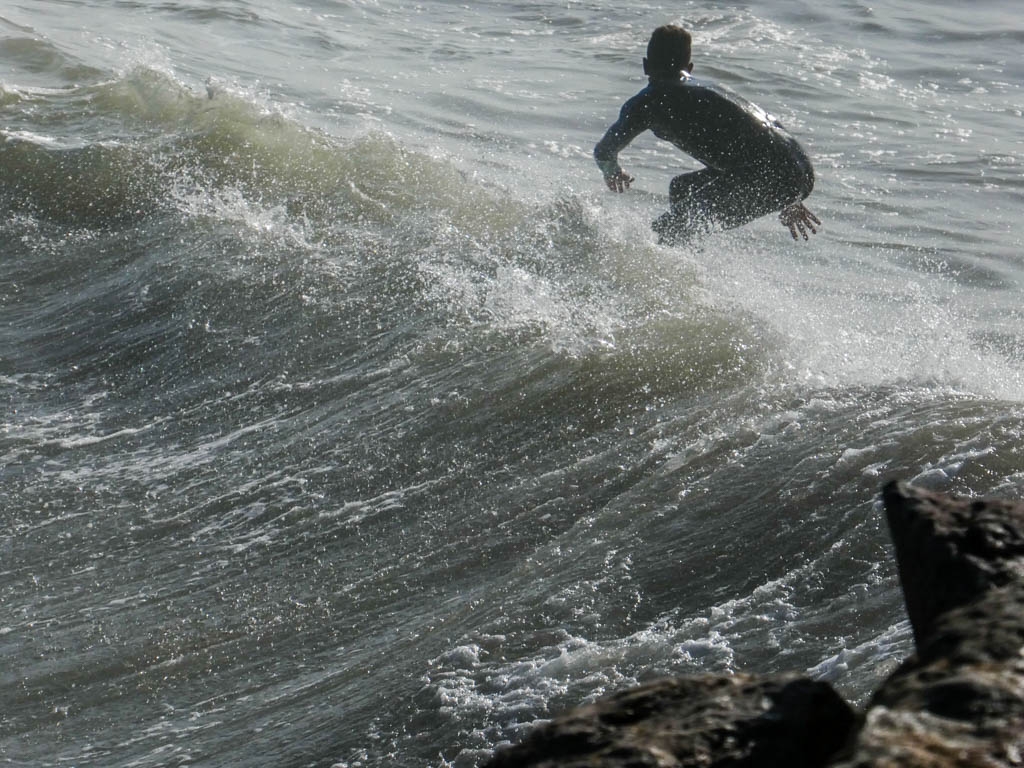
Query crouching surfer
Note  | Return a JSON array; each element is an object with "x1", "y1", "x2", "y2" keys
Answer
[{"x1": 595, "y1": 24, "x2": 821, "y2": 244}]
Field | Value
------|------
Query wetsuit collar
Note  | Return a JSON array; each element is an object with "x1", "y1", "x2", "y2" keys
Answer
[{"x1": 648, "y1": 70, "x2": 691, "y2": 84}]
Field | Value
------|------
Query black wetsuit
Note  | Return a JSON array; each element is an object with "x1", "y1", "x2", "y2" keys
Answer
[{"x1": 594, "y1": 72, "x2": 814, "y2": 240}]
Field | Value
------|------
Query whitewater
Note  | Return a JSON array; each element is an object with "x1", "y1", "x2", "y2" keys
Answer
[{"x1": 2, "y1": 1, "x2": 1023, "y2": 766}]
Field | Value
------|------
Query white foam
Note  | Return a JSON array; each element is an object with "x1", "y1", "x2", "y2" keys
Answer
[{"x1": 807, "y1": 620, "x2": 912, "y2": 701}]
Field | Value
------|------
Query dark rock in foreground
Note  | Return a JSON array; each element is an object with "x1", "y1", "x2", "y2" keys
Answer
[
  {"x1": 880, "y1": 480, "x2": 1024, "y2": 649},
  {"x1": 833, "y1": 482, "x2": 1024, "y2": 767},
  {"x1": 482, "y1": 481, "x2": 1024, "y2": 767},
  {"x1": 484, "y1": 674, "x2": 856, "y2": 768}
]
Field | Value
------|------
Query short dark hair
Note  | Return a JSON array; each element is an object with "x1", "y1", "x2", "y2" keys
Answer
[{"x1": 645, "y1": 25, "x2": 692, "y2": 75}]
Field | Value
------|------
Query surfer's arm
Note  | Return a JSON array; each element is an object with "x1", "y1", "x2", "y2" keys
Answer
[
  {"x1": 594, "y1": 97, "x2": 648, "y2": 191},
  {"x1": 773, "y1": 137, "x2": 818, "y2": 239}
]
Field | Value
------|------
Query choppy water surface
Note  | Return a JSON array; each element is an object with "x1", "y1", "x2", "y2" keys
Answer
[{"x1": 2, "y1": 1, "x2": 1024, "y2": 766}]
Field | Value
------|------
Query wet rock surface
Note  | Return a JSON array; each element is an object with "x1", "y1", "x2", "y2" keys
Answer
[
  {"x1": 483, "y1": 674, "x2": 857, "y2": 768},
  {"x1": 483, "y1": 481, "x2": 1024, "y2": 768},
  {"x1": 833, "y1": 482, "x2": 1024, "y2": 767}
]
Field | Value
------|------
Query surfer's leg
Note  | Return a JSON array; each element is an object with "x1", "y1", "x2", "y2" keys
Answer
[
  {"x1": 675, "y1": 170, "x2": 799, "y2": 231},
  {"x1": 695, "y1": 150, "x2": 815, "y2": 229},
  {"x1": 654, "y1": 161, "x2": 814, "y2": 243},
  {"x1": 668, "y1": 168, "x2": 720, "y2": 219},
  {"x1": 652, "y1": 169, "x2": 719, "y2": 244}
]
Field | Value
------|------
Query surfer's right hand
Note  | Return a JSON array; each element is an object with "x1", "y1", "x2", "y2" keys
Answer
[
  {"x1": 780, "y1": 202, "x2": 821, "y2": 240},
  {"x1": 605, "y1": 170, "x2": 634, "y2": 193}
]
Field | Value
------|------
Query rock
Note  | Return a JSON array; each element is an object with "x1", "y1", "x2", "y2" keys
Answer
[
  {"x1": 483, "y1": 674, "x2": 857, "y2": 768},
  {"x1": 832, "y1": 482, "x2": 1024, "y2": 767},
  {"x1": 879, "y1": 480, "x2": 1024, "y2": 649},
  {"x1": 480, "y1": 482, "x2": 1024, "y2": 767}
]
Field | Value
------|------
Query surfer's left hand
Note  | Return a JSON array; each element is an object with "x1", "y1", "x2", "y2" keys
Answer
[
  {"x1": 605, "y1": 170, "x2": 634, "y2": 193},
  {"x1": 780, "y1": 202, "x2": 821, "y2": 240}
]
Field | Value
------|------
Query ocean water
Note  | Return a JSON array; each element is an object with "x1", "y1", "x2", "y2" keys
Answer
[{"x1": 2, "y1": 0, "x2": 1023, "y2": 765}]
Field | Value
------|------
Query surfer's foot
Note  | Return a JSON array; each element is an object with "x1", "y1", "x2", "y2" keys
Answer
[{"x1": 652, "y1": 212, "x2": 692, "y2": 246}]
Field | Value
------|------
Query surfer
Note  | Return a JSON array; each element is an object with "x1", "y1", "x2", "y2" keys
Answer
[{"x1": 595, "y1": 24, "x2": 821, "y2": 243}]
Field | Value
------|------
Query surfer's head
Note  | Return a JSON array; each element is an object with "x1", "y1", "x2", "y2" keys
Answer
[{"x1": 643, "y1": 25, "x2": 693, "y2": 79}]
